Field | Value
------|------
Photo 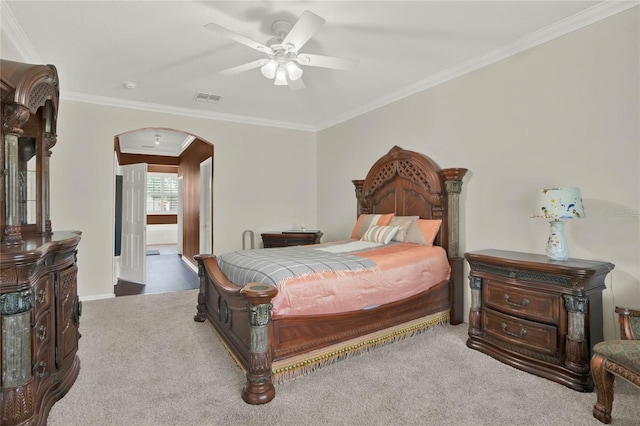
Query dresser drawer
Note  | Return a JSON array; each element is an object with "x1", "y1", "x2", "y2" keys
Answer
[
  {"x1": 33, "y1": 275, "x2": 53, "y2": 317},
  {"x1": 483, "y1": 309, "x2": 558, "y2": 356},
  {"x1": 33, "y1": 309, "x2": 53, "y2": 350},
  {"x1": 484, "y1": 280, "x2": 560, "y2": 325},
  {"x1": 33, "y1": 345, "x2": 53, "y2": 390}
]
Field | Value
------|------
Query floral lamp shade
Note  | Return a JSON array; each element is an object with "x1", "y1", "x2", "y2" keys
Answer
[
  {"x1": 533, "y1": 187, "x2": 585, "y2": 220},
  {"x1": 533, "y1": 187, "x2": 585, "y2": 261}
]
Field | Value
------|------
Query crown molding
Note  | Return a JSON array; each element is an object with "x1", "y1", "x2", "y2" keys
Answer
[
  {"x1": 315, "y1": 1, "x2": 639, "y2": 131},
  {"x1": 60, "y1": 91, "x2": 316, "y2": 132},
  {"x1": 1, "y1": 1, "x2": 41, "y2": 63}
]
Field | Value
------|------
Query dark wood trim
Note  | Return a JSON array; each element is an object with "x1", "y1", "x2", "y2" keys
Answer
[
  {"x1": 148, "y1": 164, "x2": 178, "y2": 174},
  {"x1": 147, "y1": 214, "x2": 177, "y2": 225},
  {"x1": 178, "y1": 139, "x2": 214, "y2": 263},
  {"x1": 116, "y1": 150, "x2": 180, "y2": 166}
]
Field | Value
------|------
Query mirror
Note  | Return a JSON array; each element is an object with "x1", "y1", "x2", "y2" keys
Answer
[{"x1": 18, "y1": 137, "x2": 37, "y2": 225}]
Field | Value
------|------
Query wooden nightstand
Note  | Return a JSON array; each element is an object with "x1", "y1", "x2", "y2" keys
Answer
[
  {"x1": 464, "y1": 249, "x2": 614, "y2": 392},
  {"x1": 261, "y1": 231, "x2": 323, "y2": 248}
]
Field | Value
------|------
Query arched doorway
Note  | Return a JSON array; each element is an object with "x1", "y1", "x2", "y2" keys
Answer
[{"x1": 113, "y1": 127, "x2": 214, "y2": 296}]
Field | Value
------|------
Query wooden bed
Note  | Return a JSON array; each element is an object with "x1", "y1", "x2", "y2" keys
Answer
[{"x1": 194, "y1": 146, "x2": 467, "y2": 404}]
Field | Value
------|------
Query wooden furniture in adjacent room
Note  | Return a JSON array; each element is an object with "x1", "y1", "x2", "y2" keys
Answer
[
  {"x1": 465, "y1": 249, "x2": 614, "y2": 392},
  {"x1": 261, "y1": 230, "x2": 323, "y2": 248},
  {"x1": 194, "y1": 146, "x2": 467, "y2": 404},
  {"x1": 1, "y1": 60, "x2": 82, "y2": 425},
  {"x1": 591, "y1": 306, "x2": 640, "y2": 424}
]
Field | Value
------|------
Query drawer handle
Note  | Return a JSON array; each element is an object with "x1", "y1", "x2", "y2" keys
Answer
[
  {"x1": 36, "y1": 361, "x2": 47, "y2": 379},
  {"x1": 501, "y1": 323, "x2": 527, "y2": 338},
  {"x1": 36, "y1": 289, "x2": 46, "y2": 304},
  {"x1": 503, "y1": 294, "x2": 529, "y2": 308},
  {"x1": 37, "y1": 325, "x2": 47, "y2": 341}
]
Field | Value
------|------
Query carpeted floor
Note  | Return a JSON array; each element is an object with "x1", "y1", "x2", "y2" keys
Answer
[{"x1": 48, "y1": 289, "x2": 639, "y2": 426}]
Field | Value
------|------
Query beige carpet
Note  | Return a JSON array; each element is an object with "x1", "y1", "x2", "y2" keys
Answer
[{"x1": 48, "y1": 289, "x2": 639, "y2": 426}]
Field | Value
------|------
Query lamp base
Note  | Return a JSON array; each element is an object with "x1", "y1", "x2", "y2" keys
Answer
[{"x1": 546, "y1": 220, "x2": 569, "y2": 261}]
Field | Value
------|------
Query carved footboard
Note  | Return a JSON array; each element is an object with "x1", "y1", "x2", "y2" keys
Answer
[
  {"x1": 194, "y1": 254, "x2": 278, "y2": 404},
  {"x1": 194, "y1": 253, "x2": 453, "y2": 405}
]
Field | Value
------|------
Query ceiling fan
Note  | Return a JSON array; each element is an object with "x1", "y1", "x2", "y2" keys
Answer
[{"x1": 205, "y1": 10, "x2": 358, "y2": 90}]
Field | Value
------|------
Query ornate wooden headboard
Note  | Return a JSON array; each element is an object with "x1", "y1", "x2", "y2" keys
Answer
[
  {"x1": 353, "y1": 146, "x2": 467, "y2": 257},
  {"x1": 353, "y1": 146, "x2": 468, "y2": 323}
]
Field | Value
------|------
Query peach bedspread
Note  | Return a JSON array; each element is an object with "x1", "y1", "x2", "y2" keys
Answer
[{"x1": 271, "y1": 242, "x2": 451, "y2": 318}]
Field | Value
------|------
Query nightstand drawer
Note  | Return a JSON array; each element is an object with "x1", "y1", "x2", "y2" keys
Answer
[
  {"x1": 261, "y1": 231, "x2": 323, "y2": 248},
  {"x1": 484, "y1": 280, "x2": 560, "y2": 325},
  {"x1": 484, "y1": 309, "x2": 558, "y2": 356}
]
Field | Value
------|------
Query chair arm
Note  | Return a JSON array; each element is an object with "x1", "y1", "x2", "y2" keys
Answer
[{"x1": 615, "y1": 306, "x2": 640, "y2": 340}]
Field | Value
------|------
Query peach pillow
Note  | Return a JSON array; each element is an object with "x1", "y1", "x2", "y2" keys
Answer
[
  {"x1": 404, "y1": 219, "x2": 442, "y2": 246},
  {"x1": 350, "y1": 213, "x2": 394, "y2": 238}
]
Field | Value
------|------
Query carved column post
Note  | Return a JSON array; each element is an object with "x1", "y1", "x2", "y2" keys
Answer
[
  {"x1": 240, "y1": 282, "x2": 278, "y2": 405},
  {"x1": 41, "y1": 131, "x2": 56, "y2": 235},
  {"x1": 437, "y1": 168, "x2": 467, "y2": 258},
  {"x1": 193, "y1": 255, "x2": 207, "y2": 323},
  {"x1": 0, "y1": 288, "x2": 35, "y2": 424},
  {"x1": 438, "y1": 168, "x2": 467, "y2": 324},
  {"x1": 563, "y1": 294, "x2": 589, "y2": 373},
  {"x1": 468, "y1": 276, "x2": 483, "y2": 336},
  {"x1": 352, "y1": 179, "x2": 365, "y2": 217}
]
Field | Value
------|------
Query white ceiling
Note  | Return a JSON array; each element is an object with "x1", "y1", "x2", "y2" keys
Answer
[{"x1": 2, "y1": 1, "x2": 634, "y2": 155}]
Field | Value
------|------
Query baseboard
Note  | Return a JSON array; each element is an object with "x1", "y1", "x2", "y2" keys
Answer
[
  {"x1": 182, "y1": 256, "x2": 198, "y2": 273},
  {"x1": 80, "y1": 293, "x2": 116, "y2": 302}
]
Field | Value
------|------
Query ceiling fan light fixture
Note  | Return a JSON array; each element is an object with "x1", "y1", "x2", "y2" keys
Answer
[
  {"x1": 260, "y1": 60, "x2": 278, "y2": 79},
  {"x1": 285, "y1": 61, "x2": 303, "y2": 81},
  {"x1": 274, "y1": 65, "x2": 288, "y2": 86}
]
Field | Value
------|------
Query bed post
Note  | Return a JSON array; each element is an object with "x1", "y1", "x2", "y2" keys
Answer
[
  {"x1": 240, "y1": 283, "x2": 278, "y2": 405},
  {"x1": 437, "y1": 168, "x2": 467, "y2": 325},
  {"x1": 193, "y1": 254, "x2": 208, "y2": 322},
  {"x1": 352, "y1": 179, "x2": 366, "y2": 216}
]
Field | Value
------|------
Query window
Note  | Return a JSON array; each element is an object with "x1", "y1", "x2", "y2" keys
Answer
[{"x1": 147, "y1": 173, "x2": 178, "y2": 213}]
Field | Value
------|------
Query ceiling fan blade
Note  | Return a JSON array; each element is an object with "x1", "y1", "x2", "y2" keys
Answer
[
  {"x1": 295, "y1": 53, "x2": 359, "y2": 71},
  {"x1": 204, "y1": 22, "x2": 273, "y2": 55},
  {"x1": 219, "y1": 59, "x2": 267, "y2": 76},
  {"x1": 281, "y1": 10, "x2": 325, "y2": 52},
  {"x1": 288, "y1": 77, "x2": 306, "y2": 91}
]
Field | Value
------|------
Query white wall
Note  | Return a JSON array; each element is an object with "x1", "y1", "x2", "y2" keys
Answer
[
  {"x1": 317, "y1": 8, "x2": 639, "y2": 340},
  {"x1": 146, "y1": 224, "x2": 177, "y2": 245},
  {"x1": 51, "y1": 102, "x2": 316, "y2": 299}
]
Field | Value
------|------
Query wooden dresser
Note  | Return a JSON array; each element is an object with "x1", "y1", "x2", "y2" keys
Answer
[
  {"x1": 261, "y1": 230, "x2": 323, "y2": 248},
  {"x1": 465, "y1": 249, "x2": 614, "y2": 392},
  {"x1": 1, "y1": 233, "x2": 82, "y2": 425},
  {"x1": 1, "y1": 60, "x2": 82, "y2": 425}
]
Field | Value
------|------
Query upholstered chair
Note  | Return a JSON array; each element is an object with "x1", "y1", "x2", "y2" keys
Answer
[{"x1": 591, "y1": 306, "x2": 640, "y2": 424}]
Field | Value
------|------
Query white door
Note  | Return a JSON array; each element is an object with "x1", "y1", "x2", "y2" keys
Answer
[
  {"x1": 199, "y1": 158, "x2": 212, "y2": 254},
  {"x1": 120, "y1": 163, "x2": 147, "y2": 283},
  {"x1": 177, "y1": 176, "x2": 183, "y2": 255}
]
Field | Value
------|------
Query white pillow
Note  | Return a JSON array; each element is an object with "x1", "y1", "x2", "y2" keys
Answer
[
  {"x1": 388, "y1": 216, "x2": 419, "y2": 242},
  {"x1": 361, "y1": 225, "x2": 400, "y2": 244}
]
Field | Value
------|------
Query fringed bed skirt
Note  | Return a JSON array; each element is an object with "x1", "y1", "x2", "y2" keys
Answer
[
  {"x1": 208, "y1": 310, "x2": 450, "y2": 384},
  {"x1": 271, "y1": 310, "x2": 449, "y2": 383}
]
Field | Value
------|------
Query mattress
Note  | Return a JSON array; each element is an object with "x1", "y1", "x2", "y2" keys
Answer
[{"x1": 218, "y1": 240, "x2": 451, "y2": 318}]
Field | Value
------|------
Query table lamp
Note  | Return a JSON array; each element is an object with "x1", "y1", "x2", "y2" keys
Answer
[{"x1": 532, "y1": 187, "x2": 585, "y2": 261}]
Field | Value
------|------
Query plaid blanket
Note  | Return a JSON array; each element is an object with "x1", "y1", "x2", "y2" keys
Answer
[{"x1": 217, "y1": 245, "x2": 377, "y2": 287}]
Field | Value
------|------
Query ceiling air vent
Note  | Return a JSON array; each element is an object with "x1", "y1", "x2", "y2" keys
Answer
[{"x1": 193, "y1": 92, "x2": 221, "y2": 104}]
